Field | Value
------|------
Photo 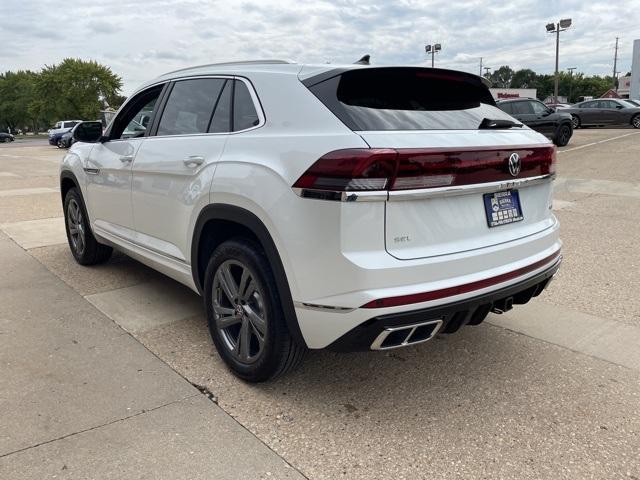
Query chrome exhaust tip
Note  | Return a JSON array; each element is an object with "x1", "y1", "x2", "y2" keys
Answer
[{"x1": 370, "y1": 319, "x2": 443, "y2": 350}]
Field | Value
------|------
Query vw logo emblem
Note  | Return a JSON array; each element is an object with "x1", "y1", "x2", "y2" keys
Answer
[{"x1": 508, "y1": 153, "x2": 521, "y2": 177}]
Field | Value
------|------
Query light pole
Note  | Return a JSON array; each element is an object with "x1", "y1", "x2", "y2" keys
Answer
[
  {"x1": 546, "y1": 18, "x2": 572, "y2": 104},
  {"x1": 425, "y1": 43, "x2": 441, "y2": 68},
  {"x1": 567, "y1": 67, "x2": 576, "y2": 103}
]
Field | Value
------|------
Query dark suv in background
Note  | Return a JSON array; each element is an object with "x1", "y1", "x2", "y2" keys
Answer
[{"x1": 497, "y1": 98, "x2": 573, "y2": 146}]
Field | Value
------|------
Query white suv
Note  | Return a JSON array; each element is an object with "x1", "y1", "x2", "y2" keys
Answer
[{"x1": 61, "y1": 60, "x2": 561, "y2": 381}]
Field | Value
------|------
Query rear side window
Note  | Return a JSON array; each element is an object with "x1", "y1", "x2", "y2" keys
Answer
[
  {"x1": 498, "y1": 102, "x2": 513, "y2": 114},
  {"x1": 306, "y1": 68, "x2": 512, "y2": 131},
  {"x1": 157, "y1": 78, "x2": 225, "y2": 136},
  {"x1": 233, "y1": 81, "x2": 260, "y2": 131}
]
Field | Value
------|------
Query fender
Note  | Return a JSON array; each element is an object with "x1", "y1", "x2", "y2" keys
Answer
[
  {"x1": 59, "y1": 169, "x2": 80, "y2": 202},
  {"x1": 191, "y1": 204, "x2": 306, "y2": 347}
]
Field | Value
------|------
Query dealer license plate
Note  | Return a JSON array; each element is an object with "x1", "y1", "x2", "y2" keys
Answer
[{"x1": 483, "y1": 190, "x2": 524, "y2": 228}]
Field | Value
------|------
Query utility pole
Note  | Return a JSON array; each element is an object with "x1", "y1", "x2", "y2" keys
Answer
[
  {"x1": 546, "y1": 19, "x2": 572, "y2": 104},
  {"x1": 613, "y1": 37, "x2": 619, "y2": 90},
  {"x1": 567, "y1": 67, "x2": 577, "y2": 103},
  {"x1": 484, "y1": 66, "x2": 491, "y2": 77},
  {"x1": 479, "y1": 57, "x2": 483, "y2": 76}
]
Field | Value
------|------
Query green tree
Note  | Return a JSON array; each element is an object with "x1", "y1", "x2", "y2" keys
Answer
[
  {"x1": 511, "y1": 69, "x2": 537, "y2": 88},
  {"x1": 33, "y1": 58, "x2": 122, "y2": 122},
  {"x1": 0, "y1": 70, "x2": 39, "y2": 132},
  {"x1": 489, "y1": 65, "x2": 515, "y2": 88}
]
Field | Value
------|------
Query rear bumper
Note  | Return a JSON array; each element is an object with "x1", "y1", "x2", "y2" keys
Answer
[{"x1": 325, "y1": 254, "x2": 561, "y2": 351}]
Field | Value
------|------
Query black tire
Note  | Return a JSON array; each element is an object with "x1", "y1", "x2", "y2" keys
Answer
[
  {"x1": 632, "y1": 114, "x2": 640, "y2": 129},
  {"x1": 63, "y1": 187, "x2": 113, "y2": 265},
  {"x1": 204, "y1": 238, "x2": 306, "y2": 382},
  {"x1": 554, "y1": 124, "x2": 572, "y2": 147},
  {"x1": 57, "y1": 139, "x2": 65, "y2": 148},
  {"x1": 571, "y1": 115, "x2": 581, "y2": 129}
]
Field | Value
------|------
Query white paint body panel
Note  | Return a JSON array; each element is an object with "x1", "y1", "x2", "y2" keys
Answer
[{"x1": 61, "y1": 63, "x2": 561, "y2": 349}]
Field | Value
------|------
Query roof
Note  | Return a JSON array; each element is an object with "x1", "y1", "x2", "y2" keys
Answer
[{"x1": 134, "y1": 59, "x2": 492, "y2": 94}]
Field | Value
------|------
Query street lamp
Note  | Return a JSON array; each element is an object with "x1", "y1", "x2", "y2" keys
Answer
[
  {"x1": 546, "y1": 18, "x2": 572, "y2": 103},
  {"x1": 425, "y1": 43, "x2": 442, "y2": 68}
]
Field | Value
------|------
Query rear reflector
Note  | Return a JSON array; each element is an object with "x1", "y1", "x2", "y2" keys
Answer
[
  {"x1": 361, "y1": 250, "x2": 561, "y2": 309},
  {"x1": 293, "y1": 145, "x2": 556, "y2": 192}
]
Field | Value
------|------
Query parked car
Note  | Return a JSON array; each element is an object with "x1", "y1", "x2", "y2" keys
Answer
[
  {"x1": 546, "y1": 103, "x2": 571, "y2": 110},
  {"x1": 0, "y1": 132, "x2": 15, "y2": 143},
  {"x1": 563, "y1": 99, "x2": 640, "y2": 129},
  {"x1": 48, "y1": 120, "x2": 82, "y2": 146},
  {"x1": 497, "y1": 98, "x2": 573, "y2": 146},
  {"x1": 60, "y1": 61, "x2": 561, "y2": 381}
]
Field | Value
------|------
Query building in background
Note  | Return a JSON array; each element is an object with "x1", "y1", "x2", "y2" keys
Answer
[
  {"x1": 630, "y1": 39, "x2": 640, "y2": 100},
  {"x1": 617, "y1": 76, "x2": 631, "y2": 98},
  {"x1": 489, "y1": 88, "x2": 537, "y2": 100}
]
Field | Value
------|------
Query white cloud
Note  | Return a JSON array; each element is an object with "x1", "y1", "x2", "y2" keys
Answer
[{"x1": 1, "y1": 0, "x2": 639, "y2": 94}]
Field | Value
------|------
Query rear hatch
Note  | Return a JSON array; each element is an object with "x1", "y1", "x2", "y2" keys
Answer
[{"x1": 303, "y1": 67, "x2": 556, "y2": 260}]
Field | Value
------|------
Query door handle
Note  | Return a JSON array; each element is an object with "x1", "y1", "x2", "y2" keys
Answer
[
  {"x1": 120, "y1": 155, "x2": 134, "y2": 163},
  {"x1": 184, "y1": 155, "x2": 204, "y2": 168}
]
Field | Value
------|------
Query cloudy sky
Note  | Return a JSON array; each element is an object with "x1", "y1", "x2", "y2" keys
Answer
[{"x1": 2, "y1": 0, "x2": 640, "y2": 94}]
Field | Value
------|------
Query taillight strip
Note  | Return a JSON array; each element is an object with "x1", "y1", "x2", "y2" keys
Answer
[
  {"x1": 293, "y1": 173, "x2": 554, "y2": 202},
  {"x1": 293, "y1": 144, "x2": 557, "y2": 201},
  {"x1": 361, "y1": 250, "x2": 562, "y2": 309}
]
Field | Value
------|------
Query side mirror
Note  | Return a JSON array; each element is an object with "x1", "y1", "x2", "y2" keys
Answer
[
  {"x1": 616, "y1": 104, "x2": 624, "y2": 109},
  {"x1": 73, "y1": 121, "x2": 103, "y2": 143}
]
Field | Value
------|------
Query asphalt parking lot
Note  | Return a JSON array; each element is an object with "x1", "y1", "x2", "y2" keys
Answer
[{"x1": 1, "y1": 129, "x2": 639, "y2": 479}]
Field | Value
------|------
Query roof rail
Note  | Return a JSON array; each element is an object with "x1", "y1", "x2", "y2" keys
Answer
[{"x1": 163, "y1": 59, "x2": 295, "y2": 76}]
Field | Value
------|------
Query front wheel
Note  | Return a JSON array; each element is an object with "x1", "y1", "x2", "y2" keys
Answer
[
  {"x1": 632, "y1": 115, "x2": 640, "y2": 129},
  {"x1": 204, "y1": 238, "x2": 305, "y2": 382},
  {"x1": 63, "y1": 188, "x2": 113, "y2": 265},
  {"x1": 554, "y1": 124, "x2": 572, "y2": 147}
]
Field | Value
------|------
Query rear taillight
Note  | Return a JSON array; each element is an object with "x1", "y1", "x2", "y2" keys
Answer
[{"x1": 293, "y1": 145, "x2": 556, "y2": 192}]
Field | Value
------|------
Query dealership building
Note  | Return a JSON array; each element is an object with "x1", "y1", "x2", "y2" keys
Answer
[{"x1": 630, "y1": 39, "x2": 640, "y2": 99}]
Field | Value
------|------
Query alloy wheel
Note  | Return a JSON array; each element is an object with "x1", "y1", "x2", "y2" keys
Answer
[
  {"x1": 67, "y1": 198, "x2": 86, "y2": 255},
  {"x1": 212, "y1": 260, "x2": 267, "y2": 364},
  {"x1": 633, "y1": 116, "x2": 640, "y2": 129},
  {"x1": 571, "y1": 116, "x2": 580, "y2": 129}
]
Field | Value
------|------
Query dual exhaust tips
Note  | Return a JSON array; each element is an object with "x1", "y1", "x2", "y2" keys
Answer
[{"x1": 370, "y1": 319, "x2": 443, "y2": 350}]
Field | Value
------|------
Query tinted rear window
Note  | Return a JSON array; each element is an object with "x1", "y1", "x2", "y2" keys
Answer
[{"x1": 307, "y1": 68, "x2": 513, "y2": 131}]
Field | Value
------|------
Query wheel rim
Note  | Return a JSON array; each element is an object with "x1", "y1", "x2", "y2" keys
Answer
[
  {"x1": 67, "y1": 199, "x2": 86, "y2": 255},
  {"x1": 571, "y1": 116, "x2": 579, "y2": 128},
  {"x1": 212, "y1": 260, "x2": 267, "y2": 364},
  {"x1": 560, "y1": 126, "x2": 570, "y2": 144},
  {"x1": 633, "y1": 116, "x2": 640, "y2": 128}
]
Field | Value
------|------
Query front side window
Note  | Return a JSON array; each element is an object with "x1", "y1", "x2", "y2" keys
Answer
[
  {"x1": 157, "y1": 78, "x2": 225, "y2": 136},
  {"x1": 530, "y1": 101, "x2": 548, "y2": 115},
  {"x1": 110, "y1": 85, "x2": 163, "y2": 140}
]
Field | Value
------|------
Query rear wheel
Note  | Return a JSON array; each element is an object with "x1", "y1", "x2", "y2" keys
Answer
[
  {"x1": 632, "y1": 114, "x2": 640, "y2": 129},
  {"x1": 63, "y1": 188, "x2": 112, "y2": 265},
  {"x1": 204, "y1": 238, "x2": 305, "y2": 382},
  {"x1": 571, "y1": 115, "x2": 581, "y2": 129},
  {"x1": 57, "y1": 139, "x2": 65, "y2": 148},
  {"x1": 554, "y1": 124, "x2": 572, "y2": 147}
]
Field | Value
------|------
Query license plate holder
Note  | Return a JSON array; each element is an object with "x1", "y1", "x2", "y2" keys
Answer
[{"x1": 483, "y1": 190, "x2": 524, "y2": 228}]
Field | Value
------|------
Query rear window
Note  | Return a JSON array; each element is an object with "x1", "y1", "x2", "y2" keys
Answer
[{"x1": 307, "y1": 68, "x2": 513, "y2": 131}]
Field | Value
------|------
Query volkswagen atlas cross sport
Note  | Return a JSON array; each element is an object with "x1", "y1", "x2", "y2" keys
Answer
[{"x1": 61, "y1": 60, "x2": 561, "y2": 382}]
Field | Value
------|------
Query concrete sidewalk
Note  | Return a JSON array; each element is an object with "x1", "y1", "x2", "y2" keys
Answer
[{"x1": 0, "y1": 232, "x2": 304, "y2": 479}]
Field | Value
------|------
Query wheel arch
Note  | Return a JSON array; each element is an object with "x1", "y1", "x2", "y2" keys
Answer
[
  {"x1": 60, "y1": 170, "x2": 80, "y2": 204},
  {"x1": 191, "y1": 204, "x2": 306, "y2": 347}
]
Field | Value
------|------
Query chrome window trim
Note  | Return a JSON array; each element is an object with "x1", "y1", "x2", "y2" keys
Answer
[{"x1": 292, "y1": 174, "x2": 554, "y2": 202}]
